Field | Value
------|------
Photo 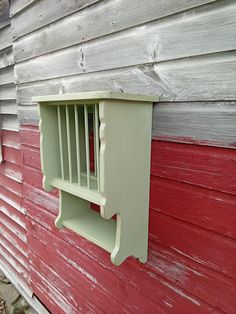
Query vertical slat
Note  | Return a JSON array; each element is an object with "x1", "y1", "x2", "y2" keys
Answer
[
  {"x1": 95, "y1": 104, "x2": 100, "y2": 191},
  {"x1": 93, "y1": 105, "x2": 97, "y2": 176},
  {"x1": 74, "y1": 105, "x2": 81, "y2": 185},
  {"x1": 57, "y1": 105, "x2": 64, "y2": 179},
  {"x1": 84, "y1": 104, "x2": 90, "y2": 189},
  {"x1": 66, "y1": 105, "x2": 72, "y2": 183}
]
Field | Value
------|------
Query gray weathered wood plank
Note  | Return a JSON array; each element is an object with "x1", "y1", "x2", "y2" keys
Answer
[
  {"x1": 10, "y1": 0, "x2": 38, "y2": 17},
  {"x1": 18, "y1": 101, "x2": 236, "y2": 149},
  {"x1": 0, "y1": 84, "x2": 16, "y2": 100},
  {"x1": 14, "y1": 1, "x2": 236, "y2": 84},
  {"x1": 0, "y1": 47, "x2": 14, "y2": 69},
  {"x1": 11, "y1": 0, "x2": 104, "y2": 39},
  {"x1": 0, "y1": 19, "x2": 10, "y2": 31},
  {"x1": 1, "y1": 114, "x2": 19, "y2": 131},
  {"x1": 0, "y1": 100, "x2": 17, "y2": 114},
  {"x1": 0, "y1": 66, "x2": 15, "y2": 85},
  {"x1": 15, "y1": 53, "x2": 236, "y2": 101},
  {"x1": 18, "y1": 105, "x2": 38, "y2": 124},
  {"x1": 0, "y1": 25, "x2": 12, "y2": 51},
  {"x1": 12, "y1": 0, "x2": 219, "y2": 62},
  {"x1": 152, "y1": 102, "x2": 236, "y2": 148}
]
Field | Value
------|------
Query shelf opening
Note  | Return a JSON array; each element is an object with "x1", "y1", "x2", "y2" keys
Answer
[{"x1": 55, "y1": 103, "x2": 100, "y2": 192}]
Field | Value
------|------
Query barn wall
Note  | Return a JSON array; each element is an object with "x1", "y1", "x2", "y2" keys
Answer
[
  {"x1": 0, "y1": 0, "x2": 235, "y2": 312},
  {"x1": 0, "y1": 0, "x2": 32, "y2": 300}
]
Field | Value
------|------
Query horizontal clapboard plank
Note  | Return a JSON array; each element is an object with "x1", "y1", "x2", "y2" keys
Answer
[
  {"x1": 0, "y1": 25, "x2": 12, "y2": 51},
  {"x1": 11, "y1": 0, "x2": 104, "y2": 39},
  {"x1": 0, "y1": 47, "x2": 14, "y2": 69},
  {"x1": 0, "y1": 100, "x2": 17, "y2": 115},
  {"x1": 10, "y1": 0, "x2": 38, "y2": 17},
  {"x1": 14, "y1": 2, "x2": 236, "y2": 83},
  {"x1": 150, "y1": 176, "x2": 236, "y2": 240},
  {"x1": 0, "y1": 84, "x2": 16, "y2": 100},
  {"x1": 151, "y1": 141, "x2": 236, "y2": 196},
  {"x1": 2, "y1": 115, "x2": 19, "y2": 131},
  {"x1": 0, "y1": 66, "x2": 15, "y2": 85},
  {"x1": 18, "y1": 101, "x2": 236, "y2": 149},
  {"x1": 16, "y1": 54, "x2": 236, "y2": 102},
  {"x1": 13, "y1": 0, "x2": 221, "y2": 62},
  {"x1": 153, "y1": 102, "x2": 236, "y2": 148},
  {"x1": 18, "y1": 105, "x2": 38, "y2": 124},
  {"x1": 0, "y1": 19, "x2": 10, "y2": 31}
]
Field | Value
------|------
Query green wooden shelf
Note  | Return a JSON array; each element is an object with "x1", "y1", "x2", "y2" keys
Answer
[{"x1": 35, "y1": 91, "x2": 158, "y2": 265}]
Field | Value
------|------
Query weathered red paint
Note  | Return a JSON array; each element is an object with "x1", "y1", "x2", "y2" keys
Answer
[{"x1": 1, "y1": 126, "x2": 236, "y2": 313}]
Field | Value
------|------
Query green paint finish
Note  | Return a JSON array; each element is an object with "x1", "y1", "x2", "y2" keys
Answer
[{"x1": 36, "y1": 91, "x2": 157, "y2": 265}]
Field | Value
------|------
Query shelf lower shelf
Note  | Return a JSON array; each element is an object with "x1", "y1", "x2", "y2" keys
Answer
[
  {"x1": 62, "y1": 208, "x2": 116, "y2": 253},
  {"x1": 51, "y1": 177, "x2": 103, "y2": 205}
]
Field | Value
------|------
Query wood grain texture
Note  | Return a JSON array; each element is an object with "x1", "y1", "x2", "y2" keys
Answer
[
  {"x1": 13, "y1": 0, "x2": 220, "y2": 62},
  {"x1": 150, "y1": 176, "x2": 236, "y2": 240},
  {"x1": 10, "y1": 0, "x2": 38, "y2": 17},
  {"x1": 0, "y1": 47, "x2": 13, "y2": 69},
  {"x1": 26, "y1": 196, "x2": 236, "y2": 314},
  {"x1": 0, "y1": 100, "x2": 17, "y2": 115},
  {"x1": 0, "y1": 130, "x2": 31, "y2": 297},
  {"x1": 153, "y1": 102, "x2": 236, "y2": 148},
  {"x1": 19, "y1": 126, "x2": 236, "y2": 313},
  {"x1": 11, "y1": 0, "x2": 104, "y2": 39},
  {"x1": 15, "y1": 53, "x2": 236, "y2": 101},
  {"x1": 0, "y1": 25, "x2": 12, "y2": 50},
  {"x1": 26, "y1": 219, "x2": 219, "y2": 314},
  {"x1": 0, "y1": 19, "x2": 18, "y2": 131},
  {"x1": 0, "y1": 65, "x2": 14, "y2": 85},
  {"x1": 0, "y1": 84, "x2": 16, "y2": 100},
  {"x1": 151, "y1": 141, "x2": 236, "y2": 195},
  {"x1": 2, "y1": 115, "x2": 19, "y2": 131}
]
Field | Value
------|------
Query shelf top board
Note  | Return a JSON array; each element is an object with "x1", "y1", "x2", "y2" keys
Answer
[{"x1": 32, "y1": 91, "x2": 159, "y2": 103}]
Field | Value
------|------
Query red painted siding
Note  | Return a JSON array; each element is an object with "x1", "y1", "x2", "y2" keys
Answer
[
  {"x1": 0, "y1": 130, "x2": 30, "y2": 291},
  {"x1": 1, "y1": 126, "x2": 236, "y2": 313}
]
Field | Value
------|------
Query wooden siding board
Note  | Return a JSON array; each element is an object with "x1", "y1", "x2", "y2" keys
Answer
[
  {"x1": 0, "y1": 201, "x2": 25, "y2": 229},
  {"x1": 23, "y1": 182, "x2": 59, "y2": 214},
  {"x1": 1, "y1": 114, "x2": 19, "y2": 131},
  {"x1": 25, "y1": 197, "x2": 236, "y2": 314},
  {"x1": 148, "y1": 242, "x2": 236, "y2": 314},
  {"x1": 27, "y1": 220, "x2": 219, "y2": 314},
  {"x1": 2, "y1": 146, "x2": 22, "y2": 165},
  {"x1": 151, "y1": 141, "x2": 236, "y2": 195},
  {"x1": 15, "y1": 55, "x2": 236, "y2": 104},
  {"x1": 19, "y1": 100, "x2": 236, "y2": 149},
  {"x1": 150, "y1": 176, "x2": 236, "y2": 240},
  {"x1": 0, "y1": 25, "x2": 12, "y2": 51},
  {"x1": 0, "y1": 84, "x2": 16, "y2": 100},
  {"x1": 0, "y1": 65, "x2": 14, "y2": 85},
  {"x1": 0, "y1": 235, "x2": 28, "y2": 270},
  {"x1": 1, "y1": 211, "x2": 27, "y2": 243},
  {"x1": 11, "y1": 0, "x2": 104, "y2": 39},
  {"x1": 152, "y1": 102, "x2": 236, "y2": 148},
  {"x1": 28, "y1": 247, "x2": 128, "y2": 314},
  {"x1": 0, "y1": 244, "x2": 29, "y2": 282},
  {"x1": 0, "y1": 173, "x2": 22, "y2": 196},
  {"x1": 2, "y1": 129, "x2": 21, "y2": 148},
  {"x1": 0, "y1": 222, "x2": 27, "y2": 256},
  {"x1": 0, "y1": 100, "x2": 17, "y2": 115},
  {"x1": 0, "y1": 47, "x2": 14, "y2": 69},
  {"x1": 150, "y1": 210, "x2": 236, "y2": 281},
  {"x1": 10, "y1": 0, "x2": 39, "y2": 17},
  {"x1": 12, "y1": 0, "x2": 221, "y2": 62}
]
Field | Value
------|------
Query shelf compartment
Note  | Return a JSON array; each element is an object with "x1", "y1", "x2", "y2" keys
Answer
[{"x1": 63, "y1": 209, "x2": 116, "y2": 253}]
